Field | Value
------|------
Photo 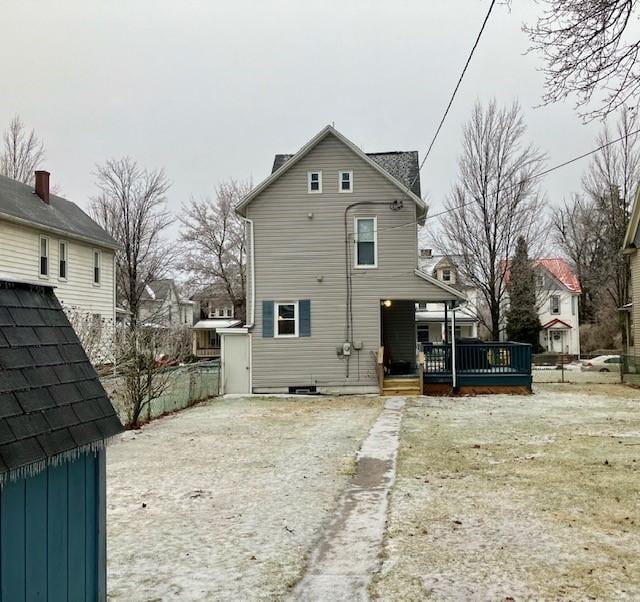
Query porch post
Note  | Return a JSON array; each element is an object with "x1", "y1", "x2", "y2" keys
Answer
[
  {"x1": 451, "y1": 304, "x2": 458, "y2": 391},
  {"x1": 443, "y1": 303, "x2": 448, "y2": 343}
]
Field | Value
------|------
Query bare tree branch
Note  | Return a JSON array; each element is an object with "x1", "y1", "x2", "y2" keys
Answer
[{"x1": 0, "y1": 115, "x2": 46, "y2": 184}]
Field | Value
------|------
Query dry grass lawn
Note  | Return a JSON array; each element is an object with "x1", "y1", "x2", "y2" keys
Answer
[{"x1": 371, "y1": 384, "x2": 640, "y2": 600}]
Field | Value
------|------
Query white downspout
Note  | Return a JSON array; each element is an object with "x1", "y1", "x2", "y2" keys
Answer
[{"x1": 240, "y1": 216, "x2": 255, "y2": 327}]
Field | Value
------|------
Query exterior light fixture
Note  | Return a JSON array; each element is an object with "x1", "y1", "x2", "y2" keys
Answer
[{"x1": 383, "y1": 299, "x2": 392, "y2": 308}]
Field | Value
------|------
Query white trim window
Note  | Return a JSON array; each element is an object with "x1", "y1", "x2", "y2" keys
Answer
[
  {"x1": 39, "y1": 236, "x2": 49, "y2": 278},
  {"x1": 58, "y1": 240, "x2": 68, "y2": 280},
  {"x1": 308, "y1": 171, "x2": 322, "y2": 193},
  {"x1": 550, "y1": 294, "x2": 560, "y2": 315},
  {"x1": 275, "y1": 301, "x2": 298, "y2": 337},
  {"x1": 339, "y1": 170, "x2": 353, "y2": 192},
  {"x1": 354, "y1": 217, "x2": 377, "y2": 268},
  {"x1": 93, "y1": 249, "x2": 101, "y2": 285}
]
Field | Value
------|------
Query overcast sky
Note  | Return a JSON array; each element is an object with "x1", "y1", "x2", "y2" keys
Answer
[{"x1": 1, "y1": 1, "x2": 616, "y2": 245}]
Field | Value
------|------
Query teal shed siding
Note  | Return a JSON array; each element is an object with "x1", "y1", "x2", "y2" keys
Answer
[{"x1": 0, "y1": 451, "x2": 104, "y2": 602}]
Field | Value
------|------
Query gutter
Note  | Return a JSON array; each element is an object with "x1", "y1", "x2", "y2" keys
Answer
[
  {"x1": 239, "y1": 216, "x2": 255, "y2": 327},
  {"x1": 0, "y1": 210, "x2": 121, "y2": 251}
]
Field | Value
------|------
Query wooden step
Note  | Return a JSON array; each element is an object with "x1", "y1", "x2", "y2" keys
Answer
[
  {"x1": 382, "y1": 377, "x2": 421, "y2": 396},
  {"x1": 383, "y1": 378, "x2": 420, "y2": 387},
  {"x1": 382, "y1": 387, "x2": 421, "y2": 396}
]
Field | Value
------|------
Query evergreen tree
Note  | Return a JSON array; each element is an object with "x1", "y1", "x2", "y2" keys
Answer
[{"x1": 506, "y1": 237, "x2": 542, "y2": 350}]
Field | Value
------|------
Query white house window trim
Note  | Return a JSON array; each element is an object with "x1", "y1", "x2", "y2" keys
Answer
[
  {"x1": 550, "y1": 294, "x2": 560, "y2": 315},
  {"x1": 307, "y1": 171, "x2": 322, "y2": 194},
  {"x1": 39, "y1": 235, "x2": 49, "y2": 279},
  {"x1": 274, "y1": 301, "x2": 299, "y2": 338},
  {"x1": 58, "y1": 240, "x2": 68, "y2": 281},
  {"x1": 338, "y1": 170, "x2": 353, "y2": 193},
  {"x1": 441, "y1": 268, "x2": 452, "y2": 282},
  {"x1": 93, "y1": 249, "x2": 101, "y2": 286},
  {"x1": 354, "y1": 216, "x2": 378, "y2": 269}
]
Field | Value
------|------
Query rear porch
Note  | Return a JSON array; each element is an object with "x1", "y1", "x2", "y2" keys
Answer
[{"x1": 376, "y1": 299, "x2": 532, "y2": 395}]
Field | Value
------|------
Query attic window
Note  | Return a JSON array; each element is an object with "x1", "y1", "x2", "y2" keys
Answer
[
  {"x1": 442, "y1": 268, "x2": 451, "y2": 282},
  {"x1": 308, "y1": 171, "x2": 322, "y2": 193},
  {"x1": 339, "y1": 171, "x2": 353, "y2": 192}
]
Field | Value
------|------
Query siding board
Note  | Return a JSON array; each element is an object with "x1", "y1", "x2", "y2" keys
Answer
[
  {"x1": 68, "y1": 456, "x2": 87, "y2": 601},
  {"x1": 26, "y1": 470, "x2": 48, "y2": 601},
  {"x1": 48, "y1": 461, "x2": 69, "y2": 600},
  {"x1": 1, "y1": 477, "x2": 26, "y2": 601}
]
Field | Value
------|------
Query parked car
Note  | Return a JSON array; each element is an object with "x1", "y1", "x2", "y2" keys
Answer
[{"x1": 581, "y1": 355, "x2": 622, "y2": 372}]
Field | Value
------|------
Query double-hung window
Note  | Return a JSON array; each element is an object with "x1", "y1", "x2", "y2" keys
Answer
[
  {"x1": 339, "y1": 170, "x2": 353, "y2": 192},
  {"x1": 442, "y1": 268, "x2": 451, "y2": 282},
  {"x1": 39, "y1": 236, "x2": 49, "y2": 278},
  {"x1": 275, "y1": 301, "x2": 298, "y2": 337},
  {"x1": 93, "y1": 250, "x2": 101, "y2": 285},
  {"x1": 308, "y1": 171, "x2": 322, "y2": 193},
  {"x1": 354, "y1": 217, "x2": 377, "y2": 268},
  {"x1": 59, "y1": 240, "x2": 68, "y2": 280},
  {"x1": 550, "y1": 294, "x2": 560, "y2": 315}
]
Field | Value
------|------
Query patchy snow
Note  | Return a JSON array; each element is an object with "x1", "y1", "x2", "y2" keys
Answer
[
  {"x1": 370, "y1": 384, "x2": 640, "y2": 600},
  {"x1": 106, "y1": 396, "x2": 382, "y2": 601}
]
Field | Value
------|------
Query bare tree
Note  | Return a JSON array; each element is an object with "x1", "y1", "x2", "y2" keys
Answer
[
  {"x1": 524, "y1": 1, "x2": 640, "y2": 120},
  {"x1": 178, "y1": 180, "x2": 250, "y2": 321},
  {"x1": 437, "y1": 100, "x2": 547, "y2": 340},
  {"x1": 583, "y1": 108, "x2": 640, "y2": 343},
  {"x1": 551, "y1": 194, "x2": 606, "y2": 322},
  {"x1": 0, "y1": 115, "x2": 46, "y2": 183},
  {"x1": 90, "y1": 157, "x2": 173, "y2": 327}
]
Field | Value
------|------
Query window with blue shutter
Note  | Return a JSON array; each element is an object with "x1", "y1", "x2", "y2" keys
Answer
[
  {"x1": 299, "y1": 300, "x2": 311, "y2": 337},
  {"x1": 262, "y1": 300, "x2": 274, "y2": 337}
]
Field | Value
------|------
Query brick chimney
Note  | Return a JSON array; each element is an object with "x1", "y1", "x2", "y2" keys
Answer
[{"x1": 34, "y1": 170, "x2": 50, "y2": 204}]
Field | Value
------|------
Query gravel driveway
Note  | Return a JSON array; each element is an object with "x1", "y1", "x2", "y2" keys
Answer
[{"x1": 106, "y1": 395, "x2": 382, "y2": 601}]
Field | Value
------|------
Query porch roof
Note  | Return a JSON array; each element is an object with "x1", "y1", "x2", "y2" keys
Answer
[
  {"x1": 541, "y1": 318, "x2": 572, "y2": 330},
  {"x1": 193, "y1": 319, "x2": 242, "y2": 330}
]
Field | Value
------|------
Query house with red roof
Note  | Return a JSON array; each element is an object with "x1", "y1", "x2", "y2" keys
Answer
[{"x1": 534, "y1": 258, "x2": 582, "y2": 356}]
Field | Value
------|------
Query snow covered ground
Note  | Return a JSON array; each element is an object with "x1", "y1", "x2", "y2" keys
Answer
[
  {"x1": 371, "y1": 384, "x2": 640, "y2": 600},
  {"x1": 106, "y1": 395, "x2": 382, "y2": 601}
]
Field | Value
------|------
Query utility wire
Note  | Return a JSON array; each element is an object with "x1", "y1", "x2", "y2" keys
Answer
[
  {"x1": 407, "y1": 0, "x2": 497, "y2": 194},
  {"x1": 378, "y1": 126, "x2": 640, "y2": 233}
]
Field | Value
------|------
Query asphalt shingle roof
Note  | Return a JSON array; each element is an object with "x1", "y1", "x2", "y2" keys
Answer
[
  {"x1": 0, "y1": 279, "x2": 123, "y2": 479},
  {"x1": 272, "y1": 150, "x2": 421, "y2": 197},
  {"x1": 0, "y1": 174, "x2": 119, "y2": 249}
]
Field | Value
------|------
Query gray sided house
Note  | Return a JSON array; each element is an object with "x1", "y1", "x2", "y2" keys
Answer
[
  {"x1": 0, "y1": 278, "x2": 123, "y2": 601},
  {"x1": 230, "y1": 125, "x2": 464, "y2": 395}
]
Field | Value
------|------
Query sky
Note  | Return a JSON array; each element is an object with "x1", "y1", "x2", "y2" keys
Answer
[{"x1": 0, "y1": 0, "x2": 617, "y2": 245}]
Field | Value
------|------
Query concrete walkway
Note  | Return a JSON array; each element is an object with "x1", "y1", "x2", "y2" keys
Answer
[{"x1": 291, "y1": 397, "x2": 406, "y2": 601}]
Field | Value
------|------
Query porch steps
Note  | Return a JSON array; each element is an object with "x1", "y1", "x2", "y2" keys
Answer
[{"x1": 382, "y1": 377, "x2": 421, "y2": 396}]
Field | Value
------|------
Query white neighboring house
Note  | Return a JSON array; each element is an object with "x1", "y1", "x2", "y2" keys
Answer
[
  {"x1": 0, "y1": 170, "x2": 119, "y2": 358},
  {"x1": 189, "y1": 286, "x2": 241, "y2": 358},
  {"x1": 534, "y1": 259, "x2": 581, "y2": 356},
  {"x1": 138, "y1": 279, "x2": 194, "y2": 328},
  {"x1": 416, "y1": 250, "x2": 480, "y2": 343}
]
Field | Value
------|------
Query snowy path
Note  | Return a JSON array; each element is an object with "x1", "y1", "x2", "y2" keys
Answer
[{"x1": 291, "y1": 397, "x2": 405, "y2": 601}]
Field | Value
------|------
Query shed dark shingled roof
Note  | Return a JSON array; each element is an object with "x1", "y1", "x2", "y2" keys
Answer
[
  {"x1": 0, "y1": 279, "x2": 123, "y2": 479},
  {"x1": 271, "y1": 150, "x2": 421, "y2": 198},
  {"x1": 0, "y1": 174, "x2": 119, "y2": 249}
]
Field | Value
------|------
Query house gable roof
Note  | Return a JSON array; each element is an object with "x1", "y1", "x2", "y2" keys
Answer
[
  {"x1": 0, "y1": 279, "x2": 123, "y2": 482},
  {"x1": 623, "y1": 186, "x2": 640, "y2": 251},
  {"x1": 0, "y1": 174, "x2": 120, "y2": 250},
  {"x1": 236, "y1": 125, "x2": 428, "y2": 221},
  {"x1": 536, "y1": 259, "x2": 582, "y2": 294}
]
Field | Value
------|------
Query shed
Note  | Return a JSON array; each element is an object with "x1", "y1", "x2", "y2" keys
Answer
[{"x1": 0, "y1": 278, "x2": 124, "y2": 601}]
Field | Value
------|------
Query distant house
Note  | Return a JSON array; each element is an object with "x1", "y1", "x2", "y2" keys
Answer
[
  {"x1": 190, "y1": 286, "x2": 241, "y2": 358},
  {"x1": 0, "y1": 278, "x2": 123, "y2": 601},
  {"x1": 416, "y1": 250, "x2": 480, "y2": 342},
  {"x1": 0, "y1": 171, "x2": 119, "y2": 328},
  {"x1": 138, "y1": 279, "x2": 193, "y2": 328},
  {"x1": 534, "y1": 259, "x2": 581, "y2": 355}
]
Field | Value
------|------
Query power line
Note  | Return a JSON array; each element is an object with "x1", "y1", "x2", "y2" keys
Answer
[
  {"x1": 380, "y1": 126, "x2": 640, "y2": 232},
  {"x1": 407, "y1": 0, "x2": 497, "y2": 194}
]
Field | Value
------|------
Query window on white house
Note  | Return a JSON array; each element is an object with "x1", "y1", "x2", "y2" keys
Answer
[
  {"x1": 572, "y1": 296, "x2": 577, "y2": 316},
  {"x1": 339, "y1": 170, "x2": 353, "y2": 192},
  {"x1": 308, "y1": 171, "x2": 322, "y2": 193},
  {"x1": 442, "y1": 268, "x2": 451, "y2": 282},
  {"x1": 550, "y1": 295, "x2": 560, "y2": 314},
  {"x1": 93, "y1": 250, "x2": 101, "y2": 284},
  {"x1": 275, "y1": 302, "x2": 298, "y2": 337},
  {"x1": 226, "y1": 308, "x2": 232, "y2": 317},
  {"x1": 39, "y1": 236, "x2": 49, "y2": 277},
  {"x1": 59, "y1": 241, "x2": 67, "y2": 280},
  {"x1": 355, "y1": 217, "x2": 377, "y2": 268}
]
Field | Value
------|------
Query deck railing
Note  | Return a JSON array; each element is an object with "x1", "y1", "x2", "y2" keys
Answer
[{"x1": 421, "y1": 342, "x2": 532, "y2": 375}]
